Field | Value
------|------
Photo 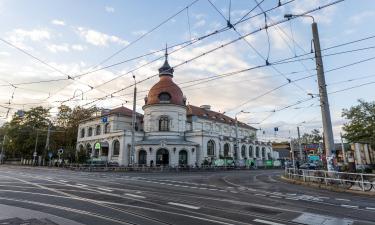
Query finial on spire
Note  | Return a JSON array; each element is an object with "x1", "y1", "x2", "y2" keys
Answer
[{"x1": 165, "y1": 43, "x2": 168, "y2": 60}]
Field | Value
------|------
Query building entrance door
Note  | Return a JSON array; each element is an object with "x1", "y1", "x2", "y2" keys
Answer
[{"x1": 156, "y1": 148, "x2": 169, "y2": 166}]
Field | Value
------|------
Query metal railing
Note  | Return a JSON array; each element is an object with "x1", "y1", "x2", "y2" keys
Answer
[{"x1": 285, "y1": 168, "x2": 375, "y2": 192}]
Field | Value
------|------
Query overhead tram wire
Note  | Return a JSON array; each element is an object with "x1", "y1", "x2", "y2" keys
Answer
[
  {"x1": 0, "y1": 1, "x2": 348, "y2": 109},
  {"x1": 85, "y1": 0, "x2": 200, "y2": 72},
  {"x1": 225, "y1": 53, "x2": 375, "y2": 114},
  {"x1": 4, "y1": 36, "x2": 374, "y2": 108},
  {"x1": 208, "y1": 0, "x2": 310, "y2": 96},
  {"x1": 57, "y1": 0, "x2": 300, "y2": 104}
]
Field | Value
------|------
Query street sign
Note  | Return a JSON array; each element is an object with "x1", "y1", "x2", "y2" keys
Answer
[
  {"x1": 48, "y1": 152, "x2": 53, "y2": 158},
  {"x1": 94, "y1": 142, "x2": 101, "y2": 150},
  {"x1": 33, "y1": 152, "x2": 37, "y2": 157},
  {"x1": 101, "y1": 117, "x2": 108, "y2": 123}
]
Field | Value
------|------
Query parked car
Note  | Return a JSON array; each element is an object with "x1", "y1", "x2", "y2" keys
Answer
[{"x1": 300, "y1": 162, "x2": 317, "y2": 170}]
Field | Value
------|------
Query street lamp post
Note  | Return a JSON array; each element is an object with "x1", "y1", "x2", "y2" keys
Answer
[
  {"x1": 33, "y1": 130, "x2": 39, "y2": 165},
  {"x1": 0, "y1": 135, "x2": 6, "y2": 164},
  {"x1": 284, "y1": 14, "x2": 336, "y2": 171},
  {"x1": 235, "y1": 110, "x2": 251, "y2": 160},
  {"x1": 130, "y1": 74, "x2": 137, "y2": 166}
]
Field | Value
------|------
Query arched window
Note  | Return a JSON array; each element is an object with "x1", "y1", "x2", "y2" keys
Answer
[
  {"x1": 256, "y1": 146, "x2": 260, "y2": 158},
  {"x1": 262, "y1": 147, "x2": 266, "y2": 158},
  {"x1": 207, "y1": 140, "x2": 215, "y2": 157},
  {"x1": 86, "y1": 143, "x2": 93, "y2": 157},
  {"x1": 158, "y1": 92, "x2": 171, "y2": 102},
  {"x1": 159, "y1": 116, "x2": 169, "y2": 131},
  {"x1": 96, "y1": 125, "x2": 101, "y2": 135},
  {"x1": 104, "y1": 123, "x2": 111, "y2": 134},
  {"x1": 113, "y1": 140, "x2": 120, "y2": 156},
  {"x1": 179, "y1": 150, "x2": 188, "y2": 165},
  {"x1": 224, "y1": 143, "x2": 230, "y2": 157},
  {"x1": 249, "y1": 146, "x2": 253, "y2": 158},
  {"x1": 138, "y1": 150, "x2": 147, "y2": 165},
  {"x1": 88, "y1": 127, "x2": 93, "y2": 136},
  {"x1": 241, "y1": 145, "x2": 246, "y2": 158},
  {"x1": 80, "y1": 128, "x2": 85, "y2": 138}
]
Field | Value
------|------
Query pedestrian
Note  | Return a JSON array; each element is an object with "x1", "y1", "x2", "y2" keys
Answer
[{"x1": 296, "y1": 160, "x2": 300, "y2": 170}]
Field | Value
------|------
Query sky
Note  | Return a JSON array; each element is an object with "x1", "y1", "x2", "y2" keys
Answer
[{"x1": 0, "y1": 0, "x2": 374, "y2": 142}]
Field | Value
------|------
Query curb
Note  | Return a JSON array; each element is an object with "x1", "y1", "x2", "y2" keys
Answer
[{"x1": 280, "y1": 175, "x2": 375, "y2": 196}]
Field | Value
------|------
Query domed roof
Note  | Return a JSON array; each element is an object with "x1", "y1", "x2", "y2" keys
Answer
[{"x1": 144, "y1": 47, "x2": 186, "y2": 106}]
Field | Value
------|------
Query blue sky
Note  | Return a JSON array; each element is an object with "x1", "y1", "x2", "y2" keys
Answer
[{"x1": 0, "y1": 0, "x2": 374, "y2": 142}]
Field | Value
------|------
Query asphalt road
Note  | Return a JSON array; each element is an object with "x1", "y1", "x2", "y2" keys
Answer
[{"x1": 0, "y1": 166, "x2": 374, "y2": 225}]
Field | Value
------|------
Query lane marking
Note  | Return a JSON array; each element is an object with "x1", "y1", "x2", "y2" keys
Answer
[
  {"x1": 269, "y1": 196, "x2": 282, "y2": 199},
  {"x1": 255, "y1": 193, "x2": 266, "y2": 197},
  {"x1": 253, "y1": 218, "x2": 285, "y2": 225},
  {"x1": 335, "y1": 198, "x2": 350, "y2": 201},
  {"x1": 97, "y1": 187, "x2": 113, "y2": 192},
  {"x1": 341, "y1": 204, "x2": 359, "y2": 209},
  {"x1": 75, "y1": 183, "x2": 88, "y2": 187},
  {"x1": 124, "y1": 193, "x2": 146, "y2": 199},
  {"x1": 167, "y1": 202, "x2": 200, "y2": 210},
  {"x1": 285, "y1": 197, "x2": 299, "y2": 201},
  {"x1": 59, "y1": 180, "x2": 68, "y2": 183},
  {"x1": 366, "y1": 207, "x2": 375, "y2": 210}
]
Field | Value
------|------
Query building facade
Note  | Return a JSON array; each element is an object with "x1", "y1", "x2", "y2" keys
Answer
[{"x1": 76, "y1": 51, "x2": 274, "y2": 167}]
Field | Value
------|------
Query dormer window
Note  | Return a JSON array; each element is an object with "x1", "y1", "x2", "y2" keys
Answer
[
  {"x1": 158, "y1": 92, "x2": 171, "y2": 103},
  {"x1": 159, "y1": 116, "x2": 169, "y2": 131}
]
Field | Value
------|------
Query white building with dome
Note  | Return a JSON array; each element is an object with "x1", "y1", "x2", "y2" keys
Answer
[{"x1": 76, "y1": 50, "x2": 276, "y2": 167}]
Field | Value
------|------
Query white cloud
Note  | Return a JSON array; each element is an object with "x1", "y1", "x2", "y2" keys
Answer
[
  {"x1": 105, "y1": 6, "x2": 115, "y2": 13},
  {"x1": 194, "y1": 19, "x2": 206, "y2": 28},
  {"x1": 0, "y1": 51, "x2": 10, "y2": 56},
  {"x1": 51, "y1": 19, "x2": 66, "y2": 26},
  {"x1": 131, "y1": 30, "x2": 147, "y2": 36},
  {"x1": 46, "y1": 43, "x2": 70, "y2": 53},
  {"x1": 76, "y1": 27, "x2": 129, "y2": 46},
  {"x1": 5, "y1": 28, "x2": 51, "y2": 50},
  {"x1": 291, "y1": 0, "x2": 338, "y2": 24},
  {"x1": 349, "y1": 11, "x2": 375, "y2": 24},
  {"x1": 71, "y1": 44, "x2": 86, "y2": 51}
]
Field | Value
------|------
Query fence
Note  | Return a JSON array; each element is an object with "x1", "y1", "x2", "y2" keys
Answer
[{"x1": 285, "y1": 168, "x2": 375, "y2": 192}]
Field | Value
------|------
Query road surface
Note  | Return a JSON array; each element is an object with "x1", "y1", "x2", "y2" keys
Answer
[{"x1": 0, "y1": 166, "x2": 374, "y2": 225}]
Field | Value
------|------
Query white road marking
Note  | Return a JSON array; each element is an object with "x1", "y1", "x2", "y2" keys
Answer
[
  {"x1": 341, "y1": 204, "x2": 359, "y2": 209},
  {"x1": 255, "y1": 193, "x2": 266, "y2": 197},
  {"x1": 59, "y1": 180, "x2": 68, "y2": 183},
  {"x1": 286, "y1": 193, "x2": 296, "y2": 196},
  {"x1": 199, "y1": 187, "x2": 207, "y2": 190},
  {"x1": 167, "y1": 202, "x2": 200, "y2": 210},
  {"x1": 75, "y1": 183, "x2": 87, "y2": 187},
  {"x1": 230, "y1": 191, "x2": 238, "y2": 193},
  {"x1": 285, "y1": 197, "x2": 299, "y2": 201},
  {"x1": 269, "y1": 195, "x2": 282, "y2": 199},
  {"x1": 335, "y1": 198, "x2": 350, "y2": 201},
  {"x1": 124, "y1": 193, "x2": 146, "y2": 199},
  {"x1": 317, "y1": 196, "x2": 329, "y2": 199},
  {"x1": 97, "y1": 187, "x2": 113, "y2": 192},
  {"x1": 253, "y1": 218, "x2": 285, "y2": 225},
  {"x1": 366, "y1": 207, "x2": 375, "y2": 210}
]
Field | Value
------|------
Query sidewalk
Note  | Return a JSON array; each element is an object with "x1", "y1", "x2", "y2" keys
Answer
[{"x1": 0, "y1": 203, "x2": 84, "y2": 225}]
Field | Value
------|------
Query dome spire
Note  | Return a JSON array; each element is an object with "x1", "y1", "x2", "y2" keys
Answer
[{"x1": 158, "y1": 43, "x2": 174, "y2": 77}]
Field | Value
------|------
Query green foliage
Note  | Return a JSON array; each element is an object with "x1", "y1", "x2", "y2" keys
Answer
[
  {"x1": 301, "y1": 129, "x2": 322, "y2": 144},
  {"x1": 1, "y1": 105, "x2": 97, "y2": 160},
  {"x1": 342, "y1": 99, "x2": 375, "y2": 145}
]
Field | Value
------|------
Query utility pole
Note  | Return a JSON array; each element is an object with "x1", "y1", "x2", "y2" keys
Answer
[
  {"x1": 340, "y1": 132, "x2": 347, "y2": 165},
  {"x1": 284, "y1": 14, "x2": 336, "y2": 171},
  {"x1": 44, "y1": 122, "x2": 51, "y2": 166},
  {"x1": 312, "y1": 21, "x2": 336, "y2": 171},
  {"x1": 297, "y1": 126, "x2": 303, "y2": 161},
  {"x1": 290, "y1": 139, "x2": 295, "y2": 168},
  {"x1": 1, "y1": 135, "x2": 6, "y2": 164},
  {"x1": 33, "y1": 130, "x2": 39, "y2": 165},
  {"x1": 235, "y1": 117, "x2": 239, "y2": 160},
  {"x1": 130, "y1": 75, "x2": 137, "y2": 166}
]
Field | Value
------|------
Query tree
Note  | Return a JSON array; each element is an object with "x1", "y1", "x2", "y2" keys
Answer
[
  {"x1": 342, "y1": 100, "x2": 375, "y2": 146},
  {"x1": 301, "y1": 129, "x2": 322, "y2": 144},
  {"x1": 3, "y1": 107, "x2": 50, "y2": 158}
]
